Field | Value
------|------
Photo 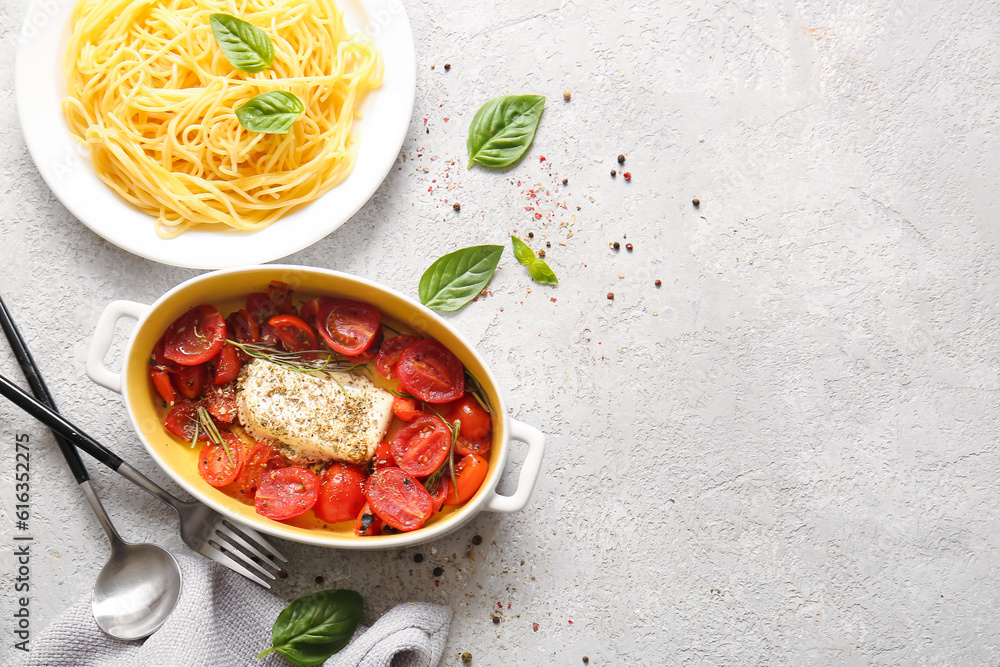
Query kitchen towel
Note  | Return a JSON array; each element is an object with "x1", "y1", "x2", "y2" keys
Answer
[{"x1": 16, "y1": 553, "x2": 451, "y2": 667}]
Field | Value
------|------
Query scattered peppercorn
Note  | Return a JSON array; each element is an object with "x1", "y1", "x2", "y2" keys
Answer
[
  {"x1": 461, "y1": 652, "x2": 472, "y2": 664},
  {"x1": 655, "y1": 279, "x2": 662, "y2": 287},
  {"x1": 426, "y1": 128, "x2": 429, "y2": 134},
  {"x1": 414, "y1": 553, "x2": 424, "y2": 563},
  {"x1": 563, "y1": 90, "x2": 571, "y2": 101},
  {"x1": 453, "y1": 202, "x2": 461, "y2": 211},
  {"x1": 527, "y1": 231, "x2": 534, "y2": 238},
  {"x1": 546, "y1": 241, "x2": 551, "y2": 247},
  {"x1": 692, "y1": 198, "x2": 700, "y2": 207},
  {"x1": 612, "y1": 241, "x2": 620, "y2": 250},
  {"x1": 610, "y1": 169, "x2": 617, "y2": 177},
  {"x1": 314, "y1": 576, "x2": 324, "y2": 584},
  {"x1": 538, "y1": 249, "x2": 546, "y2": 258},
  {"x1": 433, "y1": 566, "x2": 444, "y2": 576},
  {"x1": 623, "y1": 171, "x2": 631, "y2": 181},
  {"x1": 626, "y1": 243, "x2": 633, "y2": 251},
  {"x1": 492, "y1": 616, "x2": 500, "y2": 624},
  {"x1": 445, "y1": 63, "x2": 452, "y2": 71},
  {"x1": 607, "y1": 292, "x2": 614, "y2": 300},
  {"x1": 617, "y1": 154, "x2": 625, "y2": 164},
  {"x1": 562, "y1": 178, "x2": 568, "y2": 185},
  {"x1": 583, "y1": 658, "x2": 590, "y2": 664},
  {"x1": 278, "y1": 570, "x2": 288, "y2": 579},
  {"x1": 472, "y1": 535, "x2": 483, "y2": 545}
]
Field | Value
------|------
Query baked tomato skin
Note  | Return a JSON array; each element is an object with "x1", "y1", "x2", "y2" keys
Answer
[
  {"x1": 163, "y1": 402, "x2": 212, "y2": 442},
  {"x1": 203, "y1": 382, "x2": 238, "y2": 423},
  {"x1": 375, "y1": 334, "x2": 418, "y2": 379},
  {"x1": 212, "y1": 343, "x2": 242, "y2": 385},
  {"x1": 428, "y1": 477, "x2": 451, "y2": 513},
  {"x1": 390, "y1": 414, "x2": 451, "y2": 477},
  {"x1": 150, "y1": 369, "x2": 176, "y2": 406},
  {"x1": 444, "y1": 454, "x2": 489, "y2": 505},
  {"x1": 225, "y1": 309, "x2": 259, "y2": 345},
  {"x1": 353, "y1": 502, "x2": 383, "y2": 536},
  {"x1": 269, "y1": 314, "x2": 317, "y2": 352},
  {"x1": 268, "y1": 280, "x2": 297, "y2": 315},
  {"x1": 396, "y1": 339, "x2": 465, "y2": 403},
  {"x1": 313, "y1": 464, "x2": 368, "y2": 524},
  {"x1": 298, "y1": 297, "x2": 331, "y2": 330},
  {"x1": 345, "y1": 327, "x2": 383, "y2": 364},
  {"x1": 231, "y1": 442, "x2": 288, "y2": 500},
  {"x1": 198, "y1": 434, "x2": 244, "y2": 488},
  {"x1": 163, "y1": 305, "x2": 226, "y2": 366},
  {"x1": 255, "y1": 467, "x2": 320, "y2": 521},
  {"x1": 447, "y1": 394, "x2": 492, "y2": 441},
  {"x1": 315, "y1": 299, "x2": 380, "y2": 356},
  {"x1": 372, "y1": 440, "x2": 396, "y2": 470},
  {"x1": 392, "y1": 395, "x2": 423, "y2": 422},
  {"x1": 365, "y1": 468, "x2": 434, "y2": 532},
  {"x1": 246, "y1": 293, "x2": 280, "y2": 325},
  {"x1": 176, "y1": 363, "x2": 206, "y2": 400}
]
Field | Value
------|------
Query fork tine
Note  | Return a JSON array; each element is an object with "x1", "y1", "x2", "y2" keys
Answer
[
  {"x1": 199, "y1": 542, "x2": 273, "y2": 588},
  {"x1": 210, "y1": 537, "x2": 278, "y2": 582},
  {"x1": 216, "y1": 523, "x2": 283, "y2": 570},
  {"x1": 224, "y1": 521, "x2": 289, "y2": 563}
]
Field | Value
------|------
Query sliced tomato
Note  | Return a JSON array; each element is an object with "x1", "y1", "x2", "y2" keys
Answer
[
  {"x1": 390, "y1": 414, "x2": 451, "y2": 477},
  {"x1": 176, "y1": 363, "x2": 206, "y2": 400},
  {"x1": 396, "y1": 339, "x2": 464, "y2": 404},
  {"x1": 447, "y1": 394, "x2": 492, "y2": 441},
  {"x1": 392, "y1": 395, "x2": 423, "y2": 422},
  {"x1": 226, "y1": 309, "x2": 259, "y2": 345},
  {"x1": 372, "y1": 440, "x2": 396, "y2": 470},
  {"x1": 313, "y1": 464, "x2": 368, "y2": 524},
  {"x1": 444, "y1": 454, "x2": 489, "y2": 505},
  {"x1": 345, "y1": 327, "x2": 383, "y2": 364},
  {"x1": 353, "y1": 502, "x2": 383, "y2": 536},
  {"x1": 150, "y1": 369, "x2": 176, "y2": 406},
  {"x1": 232, "y1": 442, "x2": 288, "y2": 500},
  {"x1": 375, "y1": 334, "x2": 418, "y2": 379},
  {"x1": 163, "y1": 403, "x2": 212, "y2": 442},
  {"x1": 246, "y1": 293, "x2": 280, "y2": 325},
  {"x1": 198, "y1": 434, "x2": 244, "y2": 488},
  {"x1": 269, "y1": 314, "x2": 317, "y2": 352},
  {"x1": 212, "y1": 343, "x2": 242, "y2": 385},
  {"x1": 428, "y1": 476, "x2": 451, "y2": 513},
  {"x1": 163, "y1": 305, "x2": 227, "y2": 366},
  {"x1": 268, "y1": 280, "x2": 297, "y2": 315},
  {"x1": 298, "y1": 297, "x2": 330, "y2": 329},
  {"x1": 150, "y1": 335, "x2": 180, "y2": 373},
  {"x1": 365, "y1": 468, "x2": 434, "y2": 532},
  {"x1": 316, "y1": 299, "x2": 380, "y2": 356},
  {"x1": 456, "y1": 434, "x2": 491, "y2": 457},
  {"x1": 255, "y1": 467, "x2": 320, "y2": 521},
  {"x1": 203, "y1": 382, "x2": 238, "y2": 423},
  {"x1": 259, "y1": 323, "x2": 280, "y2": 348}
]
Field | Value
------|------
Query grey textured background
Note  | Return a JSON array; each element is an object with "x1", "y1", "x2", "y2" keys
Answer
[{"x1": 2, "y1": 0, "x2": 1000, "y2": 664}]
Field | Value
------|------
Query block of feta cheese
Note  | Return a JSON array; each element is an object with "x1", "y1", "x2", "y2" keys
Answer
[{"x1": 236, "y1": 359, "x2": 394, "y2": 465}]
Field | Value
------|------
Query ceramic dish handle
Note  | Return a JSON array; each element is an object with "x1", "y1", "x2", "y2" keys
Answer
[
  {"x1": 86, "y1": 300, "x2": 150, "y2": 394},
  {"x1": 486, "y1": 419, "x2": 546, "y2": 513}
]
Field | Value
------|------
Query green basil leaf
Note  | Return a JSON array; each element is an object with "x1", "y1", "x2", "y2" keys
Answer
[
  {"x1": 528, "y1": 258, "x2": 558, "y2": 285},
  {"x1": 210, "y1": 13, "x2": 274, "y2": 74},
  {"x1": 510, "y1": 235, "x2": 535, "y2": 266},
  {"x1": 257, "y1": 589, "x2": 362, "y2": 667},
  {"x1": 419, "y1": 245, "x2": 504, "y2": 311},
  {"x1": 236, "y1": 91, "x2": 304, "y2": 134},
  {"x1": 467, "y1": 95, "x2": 545, "y2": 169}
]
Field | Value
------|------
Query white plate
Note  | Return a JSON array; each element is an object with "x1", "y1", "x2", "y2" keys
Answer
[{"x1": 15, "y1": 0, "x2": 415, "y2": 269}]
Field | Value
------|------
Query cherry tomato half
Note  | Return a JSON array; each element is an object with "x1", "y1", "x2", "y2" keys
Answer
[
  {"x1": 246, "y1": 293, "x2": 280, "y2": 325},
  {"x1": 298, "y1": 297, "x2": 331, "y2": 330},
  {"x1": 255, "y1": 467, "x2": 320, "y2": 521},
  {"x1": 391, "y1": 414, "x2": 452, "y2": 477},
  {"x1": 396, "y1": 339, "x2": 465, "y2": 404},
  {"x1": 259, "y1": 323, "x2": 280, "y2": 348},
  {"x1": 345, "y1": 327, "x2": 383, "y2": 364},
  {"x1": 175, "y1": 363, "x2": 206, "y2": 400},
  {"x1": 428, "y1": 476, "x2": 451, "y2": 513},
  {"x1": 456, "y1": 434, "x2": 491, "y2": 457},
  {"x1": 375, "y1": 334, "x2": 418, "y2": 379},
  {"x1": 365, "y1": 468, "x2": 434, "y2": 532},
  {"x1": 316, "y1": 299, "x2": 380, "y2": 356},
  {"x1": 150, "y1": 335, "x2": 180, "y2": 373},
  {"x1": 212, "y1": 343, "x2": 242, "y2": 385},
  {"x1": 353, "y1": 502, "x2": 383, "y2": 536},
  {"x1": 447, "y1": 394, "x2": 492, "y2": 441},
  {"x1": 444, "y1": 454, "x2": 489, "y2": 505},
  {"x1": 203, "y1": 382, "x2": 238, "y2": 423},
  {"x1": 198, "y1": 434, "x2": 244, "y2": 488},
  {"x1": 313, "y1": 464, "x2": 368, "y2": 524},
  {"x1": 163, "y1": 305, "x2": 227, "y2": 366},
  {"x1": 392, "y1": 395, "x2": 423, "y2": 422},
  {"x1": 163, "y1": 403, "x2": 212, "y2": 442},
  {"x1": 225, "y1": 309, "x2": 259, "y2": 345},
  {"x1": 373, "y1": 440, "x2": 396, "y2": 470},
  {"x1": 231, "y1": 442, "x2": 288, "y2": 500},
  {"x1": 268, "y1": 314, "x2": 318, "y2": 352},
  {"x1": 150, "y1": 369, "x2": 176, "y2": 406},
  {"x1": 268, "y1": 280, "x2": 297, "y2": 315}
]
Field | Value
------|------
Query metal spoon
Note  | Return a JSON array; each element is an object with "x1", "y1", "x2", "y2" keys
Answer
[{"x1": 0, "y1": 295, "x2": 182, "y2": 640}]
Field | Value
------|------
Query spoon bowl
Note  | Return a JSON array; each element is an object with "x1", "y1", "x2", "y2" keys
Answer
[{"x1": 92, "y1": 538, "x2": 182, "y2": 641}]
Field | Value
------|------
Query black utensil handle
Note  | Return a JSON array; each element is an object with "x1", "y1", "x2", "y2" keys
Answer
[
  {"x1": 0, "y1": 374, "x2": 124, "y2": 471},
  {"x1": 0, "y1": 295, "x2": 91, "y2": 482}
]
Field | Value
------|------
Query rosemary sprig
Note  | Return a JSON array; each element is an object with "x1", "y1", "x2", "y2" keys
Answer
[
  {"x1": 227, "y1": 340, "x2": 366, "y2": 375},
  {"x1": 464, "y1": 370, "x2": 493, "y2": 414},
  {"x1": 195, "y1": 406, "x2": 233, "y2": 467},
  {"x1": 421, "y1": 417, "x2": 461, "y2": 502}
]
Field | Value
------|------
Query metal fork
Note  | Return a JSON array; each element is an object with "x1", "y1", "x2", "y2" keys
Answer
[{"x1": 0, "y1": 295, "x2": 286, "y2": 586}]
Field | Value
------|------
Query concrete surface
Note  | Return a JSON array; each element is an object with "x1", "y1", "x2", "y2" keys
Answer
[{"x1": 2, "y1": 0, "x2": 1000, "y2": 664}]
